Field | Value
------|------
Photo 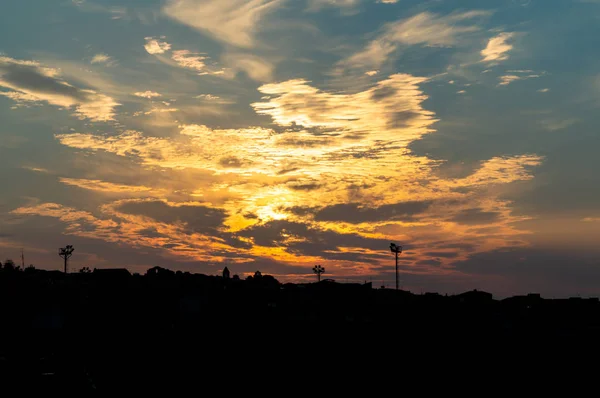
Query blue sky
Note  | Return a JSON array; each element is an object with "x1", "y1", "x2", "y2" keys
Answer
[{"x1": 1, "y1": 0, "x2": 599, "y2": 297}]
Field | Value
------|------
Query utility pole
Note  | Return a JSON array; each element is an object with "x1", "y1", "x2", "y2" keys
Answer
[
  {"x1": 59, "y1": 245, "x2": 75, "y2": 274},
  {"x1": 21, "y1": 248, "x2": 25, "y2": 270},
  {"x1": 389, "y1": 243, "x2": 402, "y2": 290}
]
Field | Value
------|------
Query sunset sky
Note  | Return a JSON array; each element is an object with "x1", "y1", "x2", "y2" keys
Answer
[{"x1": 1, "y1": 0, "x2": 599, "y2": 297}]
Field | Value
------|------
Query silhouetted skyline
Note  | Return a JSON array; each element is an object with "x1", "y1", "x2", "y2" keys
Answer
[{"x1": 1, "y1": 0, "x2": 600, "y2": 298}]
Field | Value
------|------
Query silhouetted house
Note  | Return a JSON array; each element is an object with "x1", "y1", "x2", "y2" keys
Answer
[{"x1": 223, "y1": 267, "x2": 230, "y2": 279}]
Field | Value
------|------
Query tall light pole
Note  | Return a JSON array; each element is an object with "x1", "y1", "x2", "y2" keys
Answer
[
  {"x1": 390, "y1": 243, "x2": 402, "y2": 290},
  {"x1": 313, "y1": 265, "x2": 325, "y2": 282},
  {"x1": 59, "y1": 245, "x2": 74, "y2": 274}
]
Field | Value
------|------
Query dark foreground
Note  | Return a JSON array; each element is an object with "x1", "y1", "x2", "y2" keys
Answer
[{"x1": 1, "y1": 268, "x2": 598, "y2": 392}]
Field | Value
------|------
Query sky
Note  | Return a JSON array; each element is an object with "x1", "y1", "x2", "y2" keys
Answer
[{"x1": 1, "y1": 0, "x2": 599, "y2": 297}]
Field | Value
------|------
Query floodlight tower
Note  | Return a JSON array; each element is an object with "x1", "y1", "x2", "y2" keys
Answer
[
  {"x1": 59, "y1": 245, "x2": 75, "y2": 274},
  {"x1": 313, "y1": 264, "x2": 325, "y2": 282},
  {"x1": 389, "y1": 243, "x2": 402, "y2": 290}
]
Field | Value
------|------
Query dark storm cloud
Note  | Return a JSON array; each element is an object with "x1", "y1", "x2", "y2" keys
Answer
[{"x1": 450, "y1": 208, "x2": 501, "y2": 225}]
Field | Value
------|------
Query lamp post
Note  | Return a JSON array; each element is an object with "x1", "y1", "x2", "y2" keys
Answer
[
  {"x1": 59, "y1": 245, "x2": 74, "y2": 274},
  {"x1": 313, "y1": 265, "x2": 325, "y2": 282},
  {"x1": 389, "y1": 243, "x2": 402, "y2": 290}
]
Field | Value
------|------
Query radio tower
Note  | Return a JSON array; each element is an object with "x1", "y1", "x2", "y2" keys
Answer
[{"x1": 59, "y1": 245, "x2": 75, "y2": 274}]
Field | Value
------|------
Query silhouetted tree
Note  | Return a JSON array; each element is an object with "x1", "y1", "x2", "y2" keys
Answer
[{"x1": 2, "y1": 259, "x2": 16, "y2": 272}]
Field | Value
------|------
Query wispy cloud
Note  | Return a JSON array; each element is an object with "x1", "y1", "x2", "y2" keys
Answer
[
  {"x1": 481, "y1": 32, "x2": 515, "y2": 62},
  {"x1": 539, "y1": 118, "x2": 579, "y2": 131},
  {"x1": 221, "y1": 53, "x2": 274, "y2": 82},
  {"x1": 59, "y1": 178, "x2": 163, "y2": 195},
  {"x1": 162, "y1": 0, "x2": 282, "y2": 48},
  {"x1": 0, "y1": 56, "x2": 119, "y2": 121},
  {"x1": 498, "y1": 71, "x2": 541, "y2": 86},
  {"x1": 90, "y1": 53, "x2": 116, "y2": 66},
  {"x1": 134, "y1": 91, "x2": 161, "y2": 99},
  {"x1": 144, "y1": 37, "x2": 172, "y2": 54},
  {"x1": 169, "y1": 50, "x2": 226, "y2": 77},
  {"x1": 344, "y1": 11, "x2": 490, "y2": 69},
  {"x1": 171, "y1": 50, "x2": 208, "y2": 71},
  {"x1": 307, "y1": 0, "x2": 360, "y2": 14}
]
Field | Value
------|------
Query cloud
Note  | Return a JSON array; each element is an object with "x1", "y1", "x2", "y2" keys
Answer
[
  {"x1": 134, "y1": 91, "x2": 161, "y2": 99},
  {"x1": 0, "y1": 56, "x2": 119, "y2": 121},
  {"x1": 52, "y1": 73, "x2": 543, "y2": 274},
  {"x1": 344, "y1": 11, "x2": 490, "y2": 68},
  {"x1": 309, "y1": 0, "x2": 359, "y2": 8},
  {"x1": 144, "y1": 37, "x2": 172, "y2": 54},
  {"x1": 365, "y1": 70, "x2": 379, "y2": 76},
  {"x1": 307, "y1": 0, "x2": 360, "y2": 13},
  {"x1": 10, "y1": 201, "x2": 251, "y2": 263},
  {"x1": 168, "y1": 49, "x2": 225, "y2": 76},
  {"x1": 171, "y1": 50, "x2": 207, "y2": 72},
  {"x1": 195, "y1": 94, "x2": 221, "y2": 100},
  {"x1": 539, "y1": 119, "x2": 579, "y2": 131},
  {"x1": 481, "y1": 32, "x2": 515, "y2": 62},
  {"x1": 311, "y1": 200, "x2": 433, "y2": 223},
  {"x1": 115, "y1": 200, "x2": 228, "y2": 235},
  {"x1": 450, "y1": 208, "x2": 501, "y2": 225},
  {"x1": 162, "y1": 0, "x2": 282, "y2": 48},
  {"x1": 538, "y1": 88, "x2": 550, "y2": 93},
  {"x1": 252, "y1": 74, "x2": 436, "y2": 141},
  {"x1": 498, "y1": 70, "x2": 541, "y2": 86},
  {"x1": 59, "y1": 178, "x2": 164, "y2": 196},
  {"x1": 221, "y1": 53, "x2": 274, "y2": 82},
  {"x1": 90, "y1": 53, "x2": 115, "y2": 65}
]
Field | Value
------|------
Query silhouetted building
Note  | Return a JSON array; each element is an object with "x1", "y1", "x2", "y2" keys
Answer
[{"x1": 223, "y1": 267, "x2": 230, "y2": 279}]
